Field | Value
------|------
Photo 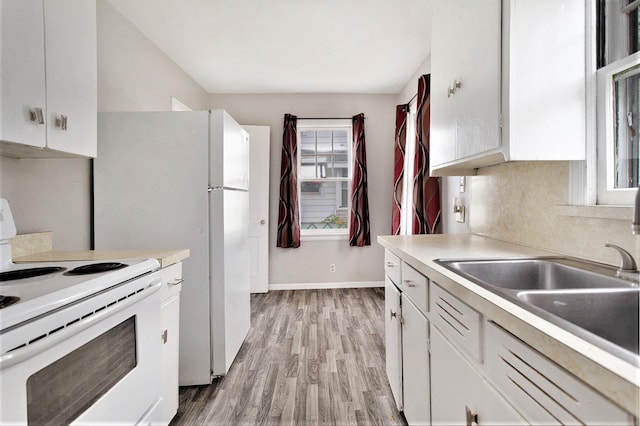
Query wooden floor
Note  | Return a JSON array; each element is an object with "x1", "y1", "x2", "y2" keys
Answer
[{"x1": 171, "y1": 288, "x2": 406, "y2": 426}]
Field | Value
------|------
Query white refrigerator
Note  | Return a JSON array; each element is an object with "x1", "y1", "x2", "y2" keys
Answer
[{"x1": 94, "y1": 109, "x2": 251, "y2": 385}]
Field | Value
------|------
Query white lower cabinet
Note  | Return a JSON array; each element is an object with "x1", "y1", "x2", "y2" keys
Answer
[
  {"x1": 401, "y1": 294, "x2": 430, "y2": 425},
  {"x1": 383, "y1": 252, "x2": 637, "y2": 426},
  {"x1": 384, "y1": 250, "x2": 431, "y2": 425},
  {"x1": 485, "y1": 321, "x2": 633, "y2": 425},
  {"x1": 385, "y1": 277, "x2": 403, "y2": 411},
  {"x1": 431, "y1": 326, "x2": 526, "y2": 426},
  {"x1": 159, "y1": 262, "x2": 183, "y2": 425}
]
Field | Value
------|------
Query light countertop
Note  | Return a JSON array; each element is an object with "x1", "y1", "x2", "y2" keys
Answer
[
  {"x1": 378, "y1": 233, "x2": 640, "y2": 417},
  {"x1": 9, "y1": 232, "x2": 189, "y2": 268},
  {"x1": 13, "y1": 249, "x2": 189, "y2": 269}
]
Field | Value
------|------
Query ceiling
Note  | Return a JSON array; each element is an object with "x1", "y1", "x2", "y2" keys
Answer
[{"x1": 106, "y1": 0, "x2": 433, "y2": 94}]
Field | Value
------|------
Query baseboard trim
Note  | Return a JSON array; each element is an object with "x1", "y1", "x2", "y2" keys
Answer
[{"x1": 268, "y1": 281, "x2": 384, "y2": 291}]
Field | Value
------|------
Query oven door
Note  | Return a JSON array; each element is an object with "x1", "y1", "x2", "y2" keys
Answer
[{"x1": 0, "y1": 273, "x2": 163, "y2": 426}]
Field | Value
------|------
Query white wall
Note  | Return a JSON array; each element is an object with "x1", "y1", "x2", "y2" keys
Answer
[
  {"x1": 0, "y1": 0, "x2": 208, "y2": 250},
  {"x1": 97, "y1": 0, "x2": 208, "y2": 112},
  {"x1": 207, "y1": 94, "x2": 396, "y2": 286}
]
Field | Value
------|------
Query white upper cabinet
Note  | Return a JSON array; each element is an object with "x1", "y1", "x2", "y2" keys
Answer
[
  {"x1": 430, "y1": 0, "x2": 586, "y2": 175},
  {"x1": 0, "y1": 0, "x2": 97, "y2": 158}
]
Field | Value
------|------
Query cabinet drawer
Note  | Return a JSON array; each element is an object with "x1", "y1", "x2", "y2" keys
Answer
[
  {"x1": 486, "y1": 322, "x2": 632, "y2": 425},
  {"x1": 160, "y1": 262, "x2": 183, "y2": 302},
  {"x1": 430, "y1": 282, "x2": 482, "y2": 362},
  {"x1": 384, "y1": 250, "x2": 401, "y2": 286},
  {"x1": 400, "y1": 262, "x2": 428, "y2": 314}
]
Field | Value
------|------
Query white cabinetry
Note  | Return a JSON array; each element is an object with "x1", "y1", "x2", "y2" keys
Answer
[
  {"x1": 400, "y1": 294, "x2": 430, "y2": 425},
  {"x1": 159, "y1": 262, "x2": 183, "y2": 425},
  {"x1": 430, "y1": 0, "x2": 585, "y2": 175},
  {"x1": 0, "y1": 0, "x2": 97, "y2": 158},
  {"x1": 384, "y1": 277, "x2": 402, "y2": 411},
  {"x1": 431, "y1": 326, "x2": 526, "y2": 425},
  {"x1": 486, "y1": 322, "x2": 633, "y2": 425},
  {"x1": 383, "y1": 250, "x2": 430, "y2": 425}
]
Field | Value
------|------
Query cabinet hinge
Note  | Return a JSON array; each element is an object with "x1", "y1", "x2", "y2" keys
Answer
[{"x1": 498, "y1": 114, "x2": 503, "y2": 128}]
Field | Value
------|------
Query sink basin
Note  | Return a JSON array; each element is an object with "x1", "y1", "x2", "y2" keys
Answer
[
  {"x1": 436, "y1": 257, "x2": 640, "y2": 365},
  {"x1": 436, "y1": 257, "x2": 633, "y2": 291},
  {"x1": 518, "y1": 288, "x2": 640, "y2": 361}
]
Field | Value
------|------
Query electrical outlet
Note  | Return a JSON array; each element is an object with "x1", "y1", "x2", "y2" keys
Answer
[{"x1": 329, "y1": 264, "x2": 336, "y2": 273}]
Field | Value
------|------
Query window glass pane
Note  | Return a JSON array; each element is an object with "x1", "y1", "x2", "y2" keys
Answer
[
  {"x1": 300, "y1": 156, "x2": 318, "y2": 179},
  {"x1": 316, "y1": 130, "x2": 333, "y2": 153},
  {"x1": 333, "y1": 130, "x2": 349, "y2": 153},
  {"x1": 339, "y1": 181, "x2": 349, "y2": 209},
  {"x1": 629, "y1": 3, "x2": 639, "y2": 55},
  {"x1": 300, "y1": 180, "x2": 349, "y2": 229},
  {"x1": 613, "y1": 64, "x2": 640, "y2": 188},
  {"x1": 300, "y1": 130, "x2": 316, "y2": 155}
]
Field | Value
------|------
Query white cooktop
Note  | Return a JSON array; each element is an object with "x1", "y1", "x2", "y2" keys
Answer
[{"x1": 0, "y1": 258, "x2": 160, "y2": 331}]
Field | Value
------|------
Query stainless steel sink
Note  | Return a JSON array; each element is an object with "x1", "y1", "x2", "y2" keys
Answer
[
  {"x1": 435, "y1": 257, "x2": 640, "y2": 366},
  {"x1": 436, "y1": 257, "x2": 632, "y2": 291},
  {"x1": 518, "y1": 288, "x2": 639, "y2": 362}
]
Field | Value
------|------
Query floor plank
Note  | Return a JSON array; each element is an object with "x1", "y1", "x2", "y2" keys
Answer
[{"x1": 171, "y1": 288, "x2": 407, "y2": 426}]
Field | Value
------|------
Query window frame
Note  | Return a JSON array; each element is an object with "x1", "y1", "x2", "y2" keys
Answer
[
  {"x1": 597, "y1": 51, "x2": 640, "y2": 204},
  {"x1": 575, "y1": 0, "x2": 640, "y2": 207},
  {"x1": 296, "y1": 119, "x2": 353, "y2": 240}
]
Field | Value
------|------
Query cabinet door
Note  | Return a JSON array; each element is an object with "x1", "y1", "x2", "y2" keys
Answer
[
  {"x1": 44, "y1": 0, "x2": 97, "y2": 157},
  {"x1": 431, "y1": 327, "x2": 525, "y2": 425},
  {"x1": 161, "y1": 293, "x2": 181, "y2": 424},
  {"x1": 385, "y1": 278, "x2": 403, "y2": 411},
  {"x1": 454, "y1": 0, "x2": 501, "y2": 160},
  {"x1": 0, "y1": 0, "x2": 47, "y2": 147},
  {"x1": 430, "y1": 0, "x2": 460, "y2": 168},
  {"x1": 401, "y1": 295, "x2": 430, "y2": 425},
  {"x1": 430, "y1": 0, "x2": 502, "y2": 172},
  {"x1": 160, "y1": 262, "x2": 183, "y2": 424}
]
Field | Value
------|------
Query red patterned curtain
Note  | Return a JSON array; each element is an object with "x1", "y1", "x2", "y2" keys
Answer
[
  {"x1": 276, "y1": 114, "x2": 301, "y2": 248},
  {"x1": 412, "y1": 75, "x2": 442, "y2": 234},
  {"x1": 392, "y1": 104, "x2": 409, "y2": 235},
  {"x1": 349, "y1": 113, "x2": 371, "y2": 247}
]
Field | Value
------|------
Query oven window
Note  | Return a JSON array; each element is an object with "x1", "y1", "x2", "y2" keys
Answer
[{"x1": 26, "y1": 316, "x2": 137, "y2": 425}]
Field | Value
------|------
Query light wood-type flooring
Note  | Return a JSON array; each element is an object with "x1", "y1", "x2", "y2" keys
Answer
[{"x1": 171, "y1": 288, "x2": 407, "y2": 425}]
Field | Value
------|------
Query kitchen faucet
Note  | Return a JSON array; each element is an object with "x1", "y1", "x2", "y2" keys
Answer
[{"x1": 605, "y1": 244, "x2": 640, "y2": 284}]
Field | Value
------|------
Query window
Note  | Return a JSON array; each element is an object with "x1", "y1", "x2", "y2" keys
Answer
[
  {"x1": 596, "y1": 0, "x2": 640, "y2": 204},
  {"x1": 297, "y1": 120, "x2": 352, "y2": 238},
  {"x1": 400, "y1": 99, "x2": 417, "y2": 235}
]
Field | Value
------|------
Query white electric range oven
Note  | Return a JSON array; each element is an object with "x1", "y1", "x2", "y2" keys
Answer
[{"x1": 0, "y1": 199, "x2": 164, "y2": 425}]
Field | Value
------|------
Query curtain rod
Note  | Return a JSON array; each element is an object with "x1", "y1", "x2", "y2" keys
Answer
[{"x1": 297, "y1": 116, "x2": 365, "y2": 120}]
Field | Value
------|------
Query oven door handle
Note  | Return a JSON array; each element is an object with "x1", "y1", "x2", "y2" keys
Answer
[{"x1": 0, "y1": 279, "x2": 162, "y2": 371}]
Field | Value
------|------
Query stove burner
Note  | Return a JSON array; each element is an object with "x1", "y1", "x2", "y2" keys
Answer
[
  {"x1": 0, "y1": 267, "x2": 67, "y2": 282},
  {"x1": 66, "y1": 262, "x2": 128, "y2": 275},
  {"x1": 0, "y1": 295, "x2": 20, "y2": 308}
]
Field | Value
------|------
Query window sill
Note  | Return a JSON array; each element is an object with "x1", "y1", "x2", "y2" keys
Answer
[
  {"x1": 300, "y1": 233, "x2": 348, "y2": 242},
  {"x1": 554, "y1": 204, "x2": 632, "y2": 221}
]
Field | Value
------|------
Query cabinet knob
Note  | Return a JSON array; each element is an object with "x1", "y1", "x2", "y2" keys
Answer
[
  {"x1": 385, "y1": 261, "x2": 397, "y2": 268},
  {"x1": 390, "y1": 309, "x2": 397, "y2": 320},
  {"x1": 55, "y1": 114, "x2": 68, "y2": 130},
  {"x1": 403, "y1": 279, "x2": 417, "y2": 288},
  {"x1": 29, "y1": 107, "x2": 44, "y2": 124},
  {"x1": 161, "y1": 329, "x2": 168, "y2": 344},
  {"x1": 260, "y1": 219, "x2": 265, "y2": 225}
]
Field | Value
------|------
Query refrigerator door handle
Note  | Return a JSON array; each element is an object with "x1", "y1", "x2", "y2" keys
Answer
[{"x1": 208, "y1": 186, "x2": 248, "y2": 192}]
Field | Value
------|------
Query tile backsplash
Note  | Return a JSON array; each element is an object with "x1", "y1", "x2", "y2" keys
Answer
[{"x1": 470, "y1": 161, "x2": 638, "y2": 267}]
